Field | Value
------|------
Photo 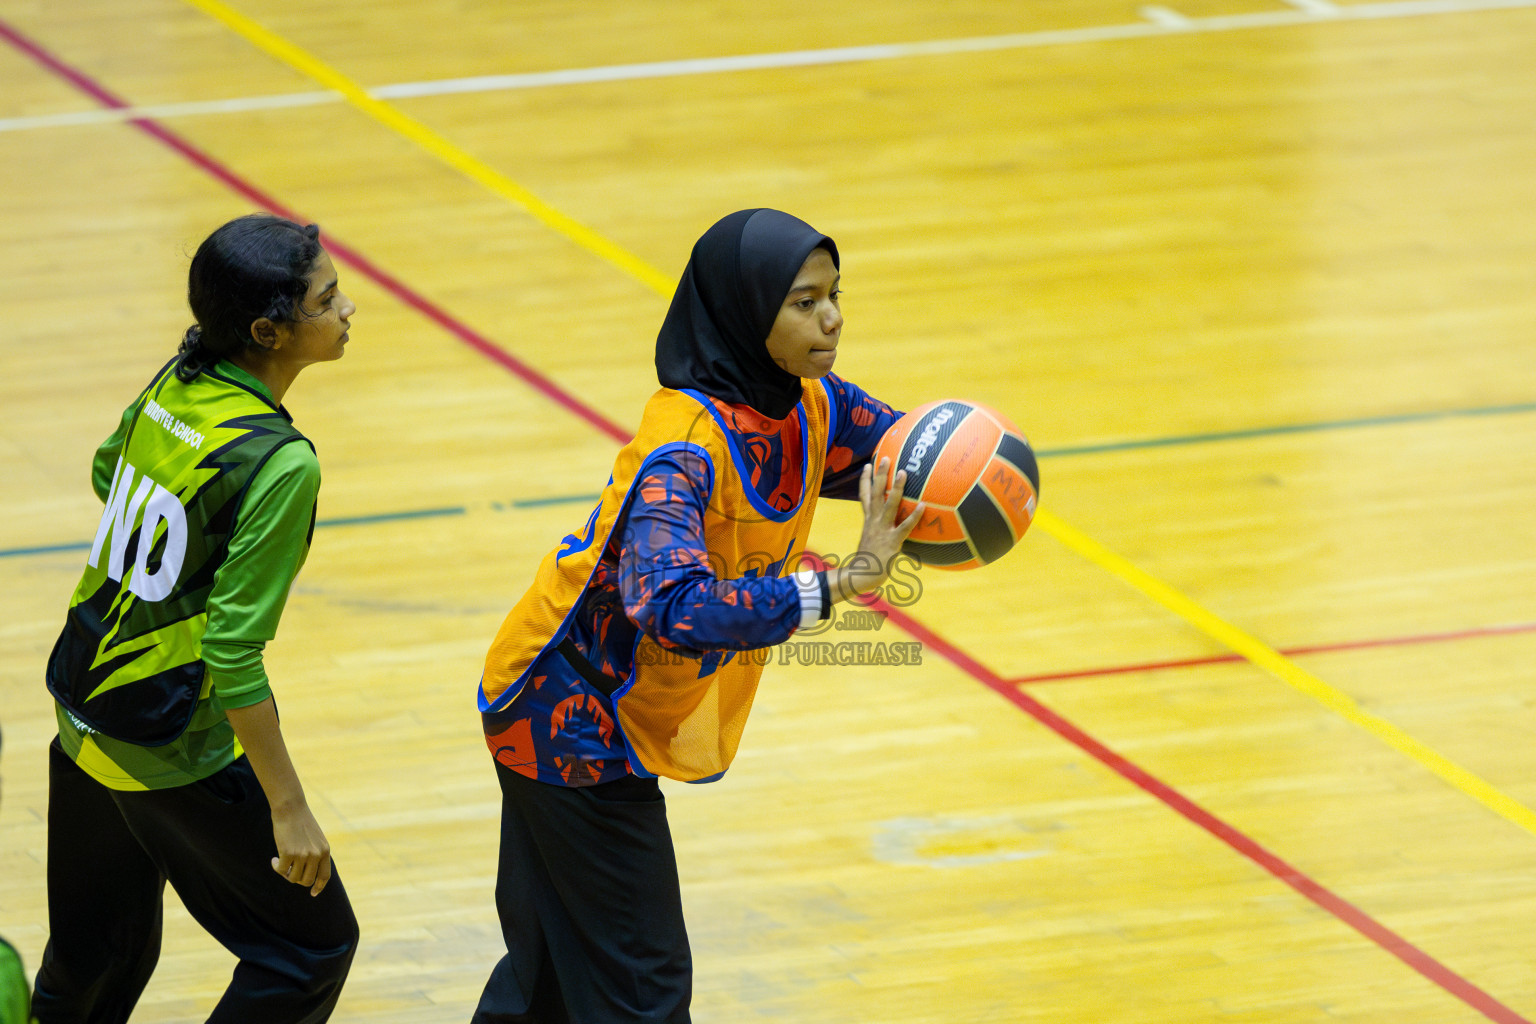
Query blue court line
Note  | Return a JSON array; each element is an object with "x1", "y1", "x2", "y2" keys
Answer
[
  {"x1": 311, "y1": 505, "x2": 467, "y2": 528},
  {"x1": 3, "y1": 541, "x2": 94, "y2": 558},
  {"x1": 505, "y1": 493, "x2": 603, "y2": 509},
  {"x1": 0, "y1": 497, "x2": 602, "y2": 560},
  {"x1": 1041, "y1": 401, "x2": 1536, "y2": 457},
  {"x1": 6, "y1": 401, "x2": 1531, "y2": 560}
]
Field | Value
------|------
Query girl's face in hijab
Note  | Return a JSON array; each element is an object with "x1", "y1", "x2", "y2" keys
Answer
[{"x1": 764, "y1": 247, "x2": 842, "y2": 380}]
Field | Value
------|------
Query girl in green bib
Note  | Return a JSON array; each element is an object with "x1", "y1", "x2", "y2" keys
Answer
[{"x1": 35, "y1": 214, "x2": 359, "y2": 1024}]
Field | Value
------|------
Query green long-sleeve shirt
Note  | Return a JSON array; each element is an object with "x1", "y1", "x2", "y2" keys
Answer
[{"x1": 58, "y1": 362, "x2": 319, "y2": 789}]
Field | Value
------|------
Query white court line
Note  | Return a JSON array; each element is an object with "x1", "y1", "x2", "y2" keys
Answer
[
  {"x1": 1286, "y1": 0, "x2": 1344, "y2": 14},
  {"x1": 0, "y1": 90, "x2": 336, "y2": 132},
  {"x1": 2, "y1": 0, "x2": 1534, "y2": 134},
  {"x1": 1141, "y1": 6, "x2": 1197, "y2": 27}
]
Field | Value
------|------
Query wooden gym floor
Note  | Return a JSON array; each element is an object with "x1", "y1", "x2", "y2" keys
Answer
[{"x1": 2, "y1": 1, "x2": 1535, "y2": 1021}]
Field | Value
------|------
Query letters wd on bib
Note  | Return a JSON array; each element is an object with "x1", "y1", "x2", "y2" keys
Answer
[{"x1": 47, "y1": 358, "x2": 314, "y2": 788}]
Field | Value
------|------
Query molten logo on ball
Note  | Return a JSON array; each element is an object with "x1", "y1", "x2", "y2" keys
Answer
[
  {"x1": 903, "y1": 407, "x2": 954, "y2": 475},
  {"x1": 873, "y1": 399, "x2": 1039, "y2": 571}
]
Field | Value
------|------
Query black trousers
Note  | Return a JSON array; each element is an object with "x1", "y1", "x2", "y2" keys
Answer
[
  {"x1": 33, "y1": 738, "x2": 358, "y2": 1024},
  {"x1": 472, "y1": 764, "x2": 691, "y2": 1024}
]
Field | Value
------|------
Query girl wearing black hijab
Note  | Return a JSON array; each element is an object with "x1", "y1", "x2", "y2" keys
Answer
[{"x1": 473, "y1": 209, "x2": 919, "y2": 1023}]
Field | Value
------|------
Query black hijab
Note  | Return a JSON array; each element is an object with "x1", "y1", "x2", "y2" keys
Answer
[{"x1": 655, "y1": 209, "x2": 840, "y2": 420}]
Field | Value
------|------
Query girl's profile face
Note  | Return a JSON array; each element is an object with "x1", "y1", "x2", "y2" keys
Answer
[
  {"x1": 764, "y1": 247, "x2": 841, "y2": 380},
  {"x1": 268, "y1": 250, "x2": 356, "y2": 366}
]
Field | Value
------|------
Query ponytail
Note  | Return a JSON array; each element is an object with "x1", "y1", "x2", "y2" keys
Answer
[{"x1": 175, "y1": 324, "x2": 213, "y2": 382}]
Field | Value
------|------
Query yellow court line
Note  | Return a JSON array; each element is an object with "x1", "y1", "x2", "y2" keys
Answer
[
  {"x1": 185, "y1": 0, "x2": 1536, "y2": 839},
  {"x1": 1035, "y1": 508, "x2": 1536, "y2": 836},
  {"x1": 178, "y1": 0, "x2": 675, "y2": 297}
]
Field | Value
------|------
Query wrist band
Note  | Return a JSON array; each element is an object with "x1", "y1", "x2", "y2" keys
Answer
[{"x1": 793, "y1": 568, "x2": 824, "y2": 627}]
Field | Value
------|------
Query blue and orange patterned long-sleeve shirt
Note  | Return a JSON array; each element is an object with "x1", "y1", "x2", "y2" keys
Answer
[{"x1": 490, "y1": 374, "x2": 900, "y2": 785}]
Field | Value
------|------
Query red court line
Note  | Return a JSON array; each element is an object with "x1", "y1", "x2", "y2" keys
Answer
[
  {"x1": 877, "y1": 600, "x2": 1529, "y2": 1024},
  {"x1": 1008, "y1": 621, "x2": 1536, "y2": 686},
  {"x1": 2, "y1": 17, "x2": 1526, "y2": 1023}
]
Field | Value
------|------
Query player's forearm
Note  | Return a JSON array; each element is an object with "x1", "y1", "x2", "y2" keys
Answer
[
  {"x1": 824, "y1": 557, "x2": 890, "y2": 606},
  {"x1": 627, "y1": 570, "x2": 802, "y2": 650},
  {"x1": 225, "y1": 698, "x2": 309, "y2": 813}
]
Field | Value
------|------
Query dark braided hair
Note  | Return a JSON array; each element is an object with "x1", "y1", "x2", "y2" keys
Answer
[{"x1": 176, "y1": 215, "x2": 324, "y2": 382}]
